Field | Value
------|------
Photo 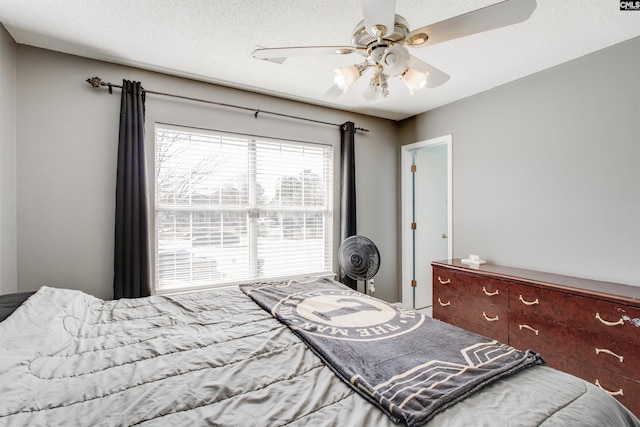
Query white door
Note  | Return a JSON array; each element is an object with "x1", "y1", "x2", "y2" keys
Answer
[
  {"x1": 413, "y1": 146, "x2": 449, "y2": 309},
  {"x1": 401, "y1": 136, "x2": 452, "y2": 310}
]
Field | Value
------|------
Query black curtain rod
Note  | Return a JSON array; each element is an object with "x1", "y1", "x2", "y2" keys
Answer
[{"x1": 86, "y1": 77, "x2": 369, "y2": 133}]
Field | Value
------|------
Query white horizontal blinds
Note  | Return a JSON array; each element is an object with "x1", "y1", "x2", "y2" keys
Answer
[
  {"x1": 254, "y1": 141, "x2": 333, "y2": 279},
  {"x1": 155, "y1": 124, "x2": 333, "y2": 293}
]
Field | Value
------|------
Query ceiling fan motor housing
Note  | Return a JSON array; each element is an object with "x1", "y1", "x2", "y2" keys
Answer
[
  {"x1": 351, "y1": 15, "x2": 410, "y2": 48},
  {"x1": 352, "y1": 15, "x2": 412, "y2": 77}
]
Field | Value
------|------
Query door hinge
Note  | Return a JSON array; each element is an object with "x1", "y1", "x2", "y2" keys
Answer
[
  {"x1": 411, "y1": 222, "x2": 417, "y2": 230},
  {"x1": 411, "y1": 165, "x2": 417, "y2": 173},
  {"x1": 411, "y1": 279, "x2": 417, "y2": 287}
]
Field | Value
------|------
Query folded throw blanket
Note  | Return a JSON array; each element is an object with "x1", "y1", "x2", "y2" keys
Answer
[{"x1": 241, "y1": 277, "x2": 544, "y2": 426}]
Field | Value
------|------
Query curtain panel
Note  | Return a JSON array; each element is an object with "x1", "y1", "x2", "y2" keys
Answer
[
  {"x1": 339, "y1": 121, "x2": 357, "y2": 290},
  {"x1": 114, "y1": 80, "x2": 150, "y2": 299}
]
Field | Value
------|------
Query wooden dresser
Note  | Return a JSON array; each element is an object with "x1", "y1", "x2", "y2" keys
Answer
[{"x1": 432, "y1": 259, "x2": 640, "y2": 416}]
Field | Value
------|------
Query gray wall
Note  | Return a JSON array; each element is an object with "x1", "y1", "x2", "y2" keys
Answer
[
  {"x1": 0, "y1": 25, "x2": 17, "y2": 295},
  {"x1": 14, "y1": 46, "x2": 399, "y2": 301},
  {"x1": 398, "y1": 37, "x2": 640, "y2": 287},
  {"x1": 9, "y1": 34, "x2": 638, "y2": 303}
]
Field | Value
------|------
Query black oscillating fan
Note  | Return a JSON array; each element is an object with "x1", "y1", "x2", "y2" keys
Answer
[{"x1": 338, "y1": 235, "x2": 380, "y2": 295}]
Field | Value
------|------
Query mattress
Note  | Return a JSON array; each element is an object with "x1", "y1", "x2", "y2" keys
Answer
[{"x1": 0, "y1": 284, "x2": 638, "y2": 426}]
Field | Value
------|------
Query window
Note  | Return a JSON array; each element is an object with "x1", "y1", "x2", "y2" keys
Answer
[{"x1": 154, "y1": 124, "x2": 333, "y2": 293}]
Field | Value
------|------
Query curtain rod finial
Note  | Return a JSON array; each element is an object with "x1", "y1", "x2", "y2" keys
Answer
[{"x1": 86, "y1": 77, "x2": 102, "y2": 88}]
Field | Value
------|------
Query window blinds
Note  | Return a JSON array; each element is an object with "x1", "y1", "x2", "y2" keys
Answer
[{"x1": 154, "y1": 124, "x2": 334, "y2": 293}]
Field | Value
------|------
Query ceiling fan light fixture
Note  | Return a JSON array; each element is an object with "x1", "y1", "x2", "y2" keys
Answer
[
  {"x1": 334, "y1": 65, "x2": 362, "y2": 92},
  {"x1": 364, "y1": 73, "x2": 389, "y2": 104},
  {"x1": 363, "y1": 83, "x2": 383, "y2": 104},
  {"x1": 402, "y1": 68, "x2": 429, "y2": 95}
]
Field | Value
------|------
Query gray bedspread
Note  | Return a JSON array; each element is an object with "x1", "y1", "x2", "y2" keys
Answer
[{"x1": 0, "y1": 285, "x2": 638, "y2": 426}]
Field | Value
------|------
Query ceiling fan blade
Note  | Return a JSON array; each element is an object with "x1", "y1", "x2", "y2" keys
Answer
[
  {"x1": 409, "y1": 56, "x2": 450, "y2": 89},
  {"x1": 361, "y1": 0, "x2": 397, "y2": 37},
  {"x1": 252, "y1": 46, "x2": 362, "y2": 63},
  {"x1": 407, "y1": 0, "x2": 536, "y2": 48}
]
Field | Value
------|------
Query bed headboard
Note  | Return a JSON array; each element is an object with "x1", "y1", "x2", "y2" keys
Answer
[{"x1": 0, "y1": 292, "x2": 35, "y2": 322}]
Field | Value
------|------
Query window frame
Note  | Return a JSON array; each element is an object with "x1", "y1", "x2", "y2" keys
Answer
[{"x1": 150, "y1": 122, "x2": 337, "y2": 295}]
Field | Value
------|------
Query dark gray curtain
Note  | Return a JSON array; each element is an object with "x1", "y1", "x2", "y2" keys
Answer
[
  {"x1": 339, "y1": 121, "x2": 357, "y2": 290},
  {"x1": 114, "y1": 80, "x2": 150, "y2": 299}
]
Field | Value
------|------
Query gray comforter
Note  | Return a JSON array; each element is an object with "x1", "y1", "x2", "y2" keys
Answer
[{"x1": 0, "y1": 285, "x2": 638, "y2": 426}]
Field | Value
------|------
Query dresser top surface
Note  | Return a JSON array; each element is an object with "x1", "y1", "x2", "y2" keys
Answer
[{"x1": 432, "y1": 259, "x2": 640, "y2": 306}]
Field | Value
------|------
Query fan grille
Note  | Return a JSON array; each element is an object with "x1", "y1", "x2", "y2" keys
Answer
[{"x1": 338, "y1": 235, "x2": 380, "y2": 281}]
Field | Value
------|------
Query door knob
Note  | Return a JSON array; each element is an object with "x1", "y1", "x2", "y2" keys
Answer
[{"x1": 441, "y1": 233, "x2": 448, "y2": 239}]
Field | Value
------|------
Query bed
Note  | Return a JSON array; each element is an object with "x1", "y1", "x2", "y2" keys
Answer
[{"x1": 1, "y1": 278, "x2": 638, "y2": 426}]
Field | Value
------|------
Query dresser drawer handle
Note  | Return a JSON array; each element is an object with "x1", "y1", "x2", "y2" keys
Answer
[
  {"x1": 595, "y1": 348, "x2": 624, "y2": 363},
  {"x1": 595, "y1": 313, "x2": 624, "y2": 327},
  {"x1": 518, "y1": 295, "x2": 539, "y2": 306},
  {"x1": 482, "y1": 311, "x2": 499, "y2": 322},
  {"x1": 437, "y1": 276, "x2": 451, "y2": 285},
  {"x1": 518, "y1": 324, "x2": 539, "y2": 335},
  {"x1": 595, "y1": 379, "x2": 624, "y2": 396},
  {"x1": 482, "y1": 287, "x2": 499, "y2": 296},
  {"x1": 437, "y1": 298, "x2": 451, "y2": 307}
]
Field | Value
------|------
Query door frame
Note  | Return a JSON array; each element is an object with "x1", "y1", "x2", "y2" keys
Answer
[{"x1": 400, "y1": 135, "x2": 453, "y2": 309}]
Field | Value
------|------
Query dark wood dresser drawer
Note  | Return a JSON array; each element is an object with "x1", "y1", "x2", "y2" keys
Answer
[
  {"x1": 508, "y1": 312, "x2": 559, "y2": 356},
  {"x1": 433, "y1": 266, "x2": 457, "y2": 289},
  {"x1": 510, "y1": 283, "x2": 640, "y2": 344},
  {"x1": 554, "y1": 357, "x2": 640, "y2": 417},
  {"x1": 467, "y1": 318, "x2": 508, "y2": 343},
  {"x1": 432, "y1": 266, "x2": 467, "y2": 321},
  {"x1": 433, "y1": 302, "x2": 458, "y2": 327},
  {"x1": 461, "y1": 297, "x2": 507, "y2": 330},
  {"x1": 434, "y1": 268, "x2": 508, "y2": 300},
  {"x1": 576, "y1": 331, "x2": 637, "y2": 380},
  {"x1": 433, "y1": 291, "x2": 465, "y2": 321},
  {"x1": 509, "y1": 312, "x2": 638, "y2": 379},
  {"x1": 455, "y1": 300, "x2": 508, "y2": 343},
  {"x1": 433, "y1": 267, "x2": 508, "y2": 342},
  {"x1": 432, "y1": 311, "x2": 508, "y2": 344}
]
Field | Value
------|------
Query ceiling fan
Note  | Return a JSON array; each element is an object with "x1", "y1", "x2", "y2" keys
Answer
[{"x1": 253, "y1": 0, "x2": 537, "y2": 103}]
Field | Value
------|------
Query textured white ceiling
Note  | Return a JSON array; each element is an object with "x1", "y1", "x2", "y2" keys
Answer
[{"x1": 1, "y1": 1, "x2": 639, "y2": 120}]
